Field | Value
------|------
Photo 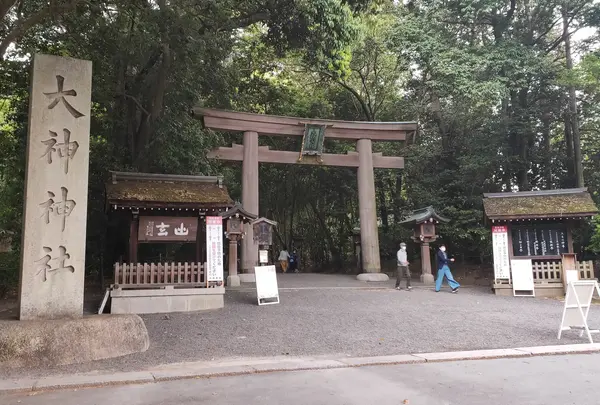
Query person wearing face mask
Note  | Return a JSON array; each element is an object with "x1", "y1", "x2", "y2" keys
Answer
[
  {"x1": 395, "y1": 242, "x2": 412, "y2": 291},
  {"x1": 436, "y1": 244, "x2": 460, "y2": 293}
]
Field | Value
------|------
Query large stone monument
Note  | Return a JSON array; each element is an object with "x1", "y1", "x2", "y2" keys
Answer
[
  {"x1": 1, "y1": 54, "x2": 148, "y2": 369},
  {"x1": 19, "y1": 54, "x2": 91, "y2": 320}
]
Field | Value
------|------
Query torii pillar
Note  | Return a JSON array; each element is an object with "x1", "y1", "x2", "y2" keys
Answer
[
  {"x1": 241, "y1": 131, "x2": 259, "y2": 275},
  {"x1": 194, "y1": 108, "x2": 417, "y2": 281},
  {"x1": 356, "y1": 139, "x2": 382, "y2": 278}
]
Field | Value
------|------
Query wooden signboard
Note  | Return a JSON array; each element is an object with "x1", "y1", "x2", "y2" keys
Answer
[
  {"x1": 138, "y1": 216, "x2": 198, "y2": 242},
  {"x1": 558, "y1": 280, "x2": 600, "y2": 343},
  {"x1": 511, "y1": 225, "x2": 568, "y2": 257},
  {"x1": 255, "y1": 265, "x2": 279, "y2": 305}
]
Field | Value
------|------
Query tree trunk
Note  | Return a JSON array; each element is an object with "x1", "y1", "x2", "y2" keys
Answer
[
  {"x1": 542, "y1": 113, "x2": 553, "y2": 188},
  {"x1": 563, "y1": 6, "x2": 584, "y2": 188},
  {"x1": 376, "y1": 176, "x2": 388, "y2": 232}
]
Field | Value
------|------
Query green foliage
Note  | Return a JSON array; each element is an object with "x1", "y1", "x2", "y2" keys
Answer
[{"x1": 0, "y1": 0, "x2": 600, "y2": 290}]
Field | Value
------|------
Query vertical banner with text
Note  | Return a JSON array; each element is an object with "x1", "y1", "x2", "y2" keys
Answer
[
  {"x1": 19, "y1": 54, "x2": 92, "y2": 320},
  {"x1": 206, "y1": 216, "x2": 224, "y2": 282},
  {"x1": 492, "y1": 226, "x2": 510, "y2": 280}
]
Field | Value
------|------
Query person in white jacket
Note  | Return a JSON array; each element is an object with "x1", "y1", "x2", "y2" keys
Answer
[
  {"x1": 395, "y1": 242, "x2": 412, "y2": 290},
  {"x1": 278, "y1": 248, "x2": 290, "y2": 273}
]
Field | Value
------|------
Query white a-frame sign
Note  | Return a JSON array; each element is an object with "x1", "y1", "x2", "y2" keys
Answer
[{"x1": 558, "y1": 280, "x2": 600, "y2": 343}]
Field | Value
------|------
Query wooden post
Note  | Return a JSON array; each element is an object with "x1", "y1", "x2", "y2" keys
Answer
[
  {"x1": 227, "y1": 235, "x2": 241, "y2": 287},
  {"x1": 242, "y1": 131, "x2": 259, "y2": 274},
  {"x1": 420, "y1": 242, "x2": 434, "y2": 284},
  {"x1": 129, "y1": 213, "x2": 139, "y2": 263},
  {"x1": 561, "y1": 253, "x2": 578, "y2": 293},
  {"x1": 356, "y1": 138, "x2": 382, "y2": 275},
  {"x1": 196, "y1": 218, "x2": 206, "y2": 263}
]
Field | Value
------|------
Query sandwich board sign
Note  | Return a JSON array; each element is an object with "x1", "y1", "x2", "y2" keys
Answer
[
  {"x1": 511, "y1": 259, "x2": 535, "y2": 297},
  {"x1": 558, "y1": 280, "x2": 600, "y2": 343},
  {"x1": 255, "y1": 265, "x2": 279, "y2": 305}
]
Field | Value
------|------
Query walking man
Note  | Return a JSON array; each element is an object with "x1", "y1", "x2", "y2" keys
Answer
[
  {"x1": 396, "y1": 242, "x2": 412, "y2": 291},
  {"x1": 435, "y1": 244, "x2": 460, "y2": 293},
  {"x1": 278, "y1": 247, "x2": 290, "y2": 273}
]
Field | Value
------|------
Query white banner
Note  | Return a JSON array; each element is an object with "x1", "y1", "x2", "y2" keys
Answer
[
  {"x1": 492, "y1": 225, "x2": 510, "y2": 280},
  {"x1": 206, "y1": 216, "x2": 223, "y2": 282}
]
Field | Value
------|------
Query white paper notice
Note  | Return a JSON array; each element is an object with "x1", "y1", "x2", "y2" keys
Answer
[
  {"x1": 492, "y1": 225, "x2": 510, "y2": 280},
  {"x1": 206, "y1": 216, "x2": 223, "y2": 282}
]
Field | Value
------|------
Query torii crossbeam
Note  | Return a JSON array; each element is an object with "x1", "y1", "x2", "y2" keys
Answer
[{"x1": 193, "y1": 108, "x2": 417, "y2": 281}]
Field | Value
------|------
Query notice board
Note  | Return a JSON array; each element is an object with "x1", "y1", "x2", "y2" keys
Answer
[
  {"x1": 511, "y1": 259, "x2": 535, "y2": 297},
  {"x1": 255, "y1": 265, "x2": 279, "y2": 305}
]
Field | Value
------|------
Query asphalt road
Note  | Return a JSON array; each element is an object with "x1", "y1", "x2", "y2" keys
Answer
[{"x1": 2, "y1": 353, "x2": 598, "y2": 405}]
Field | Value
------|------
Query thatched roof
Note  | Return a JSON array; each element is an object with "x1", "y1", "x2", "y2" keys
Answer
[
  {"x1": 483, "y1": 188, "x2": 598, "y2": 221},
  {"x1": 106, "y1": 172, "x2": 233, "y2": 210}
]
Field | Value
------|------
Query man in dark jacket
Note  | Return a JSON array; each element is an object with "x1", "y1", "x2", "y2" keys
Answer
[{"x1": 436, "y1": 244, "x2": 460, "y2": 293}]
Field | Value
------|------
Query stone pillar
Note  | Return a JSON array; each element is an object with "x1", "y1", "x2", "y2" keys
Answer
[
  {"x1": 19, "y1": 54, "x2": 92, "y2": 320},
  {"x1": 420, "y1": 242, "x2": 434, "y2": 284},
  {"x1": 241, "y1": 131, "x2": 259, "y2": 277},
  {"x1": 227, "y1": 237, "x2": 240, "y2": 287},
  {"x1": 356, "y1": 139, "x2": 387, "y2": 281}
]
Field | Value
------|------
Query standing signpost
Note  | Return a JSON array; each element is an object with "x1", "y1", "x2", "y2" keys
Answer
[
  {"x1": 558, "y1": 280, "x2": 600, "y2": 343},
  {"x1": 511, "y1": 259, "x2": 535, "y2": 297},
  {"x1": 206, "y1": 216, "x2": 224, "y2": 283},
  {"x1": 255, "y1": 265, "x2": 280, "y2": 305},
  {"x1": 492, "y1": 225, "x2": 511, "y2": 283}
]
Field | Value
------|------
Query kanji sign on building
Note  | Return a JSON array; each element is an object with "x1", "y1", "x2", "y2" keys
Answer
[
  {"x1": 138, "y1": 216, "x2": 198, "y2": 242},
  {"x1": 492, "y1": 226, "x2": 510, "y2": 280},
  {"x1": 206, "y1": 216, "x2": 223, "y2": 282}
]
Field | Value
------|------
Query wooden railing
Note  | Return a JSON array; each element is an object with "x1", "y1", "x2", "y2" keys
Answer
[
  {"x1": 114, "y1": 262, "x2": 207, "y2": 288},
  {"x1": 531, "y1": 260, "x2": 595, "y2": 283}
]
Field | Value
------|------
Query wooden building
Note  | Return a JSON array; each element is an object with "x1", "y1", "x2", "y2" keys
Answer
[
  {"x1": 105, "y1": 172, "x2": 234, "y2": 313},
  {"x1": 483, "y1": 188, "x2": 598, "y2": 297}
]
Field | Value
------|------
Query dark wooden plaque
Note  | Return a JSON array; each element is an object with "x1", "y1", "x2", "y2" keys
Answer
[{"x1": 138, "y1": 216, "x2": 198, "y2": 242}]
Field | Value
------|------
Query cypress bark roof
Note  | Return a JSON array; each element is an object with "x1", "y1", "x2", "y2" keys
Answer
[
  {"x1": 400, "y1": 206, "x2": 449, "y2": 225},
  {"x1": 106, "y1": 172, "x2": 234, "y2": 209},
  {"x1": 483, "y1": 188, "x2": 598, "y2": 220}
]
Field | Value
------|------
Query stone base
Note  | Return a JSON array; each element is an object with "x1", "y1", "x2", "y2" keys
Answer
[
  {"x1": 356, "y1": 273, "x2": 390, "y2": 282},
  {"x1": 227, "y1": 275, "x2": 241, "y2": 287},
  {"x1": 111, "y1": 286, "x2": 224, "y2": 314},
  {"x1": 239, "y1": 273, "x2": 256, "y2": 283},
  {"x1": 493, "y1": 283, "x2": 564, "y2": 298},
  {"x1": 421, "y1": 273, "x2": 435, "y2": 285},
  {"x1": 0, "y1": 314, "x2": 149, "y2": 369}
]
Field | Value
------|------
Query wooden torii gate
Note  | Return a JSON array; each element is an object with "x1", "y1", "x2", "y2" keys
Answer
[{"x1": 193, "y1": 108, "x2": 417, "y2": 281}]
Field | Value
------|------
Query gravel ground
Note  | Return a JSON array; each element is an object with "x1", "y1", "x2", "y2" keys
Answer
[{"x1": 2, "y1": 275, "x2": 598, "y2": 380}]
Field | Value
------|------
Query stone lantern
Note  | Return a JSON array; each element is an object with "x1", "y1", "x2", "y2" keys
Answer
[
  {"x1": 220, "y1": 204, "x2": 257, "y2": 287},
  {"x1": 400, "y1": 206, "x2": 449, "y2": 285},
  {"x1": 251, "y1": 217, "x2": 278, "y2": 265}
]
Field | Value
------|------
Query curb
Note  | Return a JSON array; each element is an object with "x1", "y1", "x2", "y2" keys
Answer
[{"x1": 2, "y1": 344, "x2": 600, "y2": 394}]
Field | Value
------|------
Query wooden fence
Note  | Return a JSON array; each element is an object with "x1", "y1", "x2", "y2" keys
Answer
[
  {"x1": 114, "y1": 262, "x2": 207, "y2": 288},
  {"x1": 531, "y1": 260, "x2": 595, "y2": 283}
]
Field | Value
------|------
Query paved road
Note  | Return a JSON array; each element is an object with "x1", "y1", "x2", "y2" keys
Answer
[{"x1": 2, "y1": 354, "x2": 598, "y2": 405}]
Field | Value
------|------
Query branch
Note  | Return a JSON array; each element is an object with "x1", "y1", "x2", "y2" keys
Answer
[
  {"x1": 217, "y1": 12, "x2": 269, "y2": 32},
  {"x1": 116, "y1": 93, "x2": 150, "y2": 116},
  {"x1": 545, "y1": 27, "x2": 585, "y2": 54},
  {"x1": 0, "y1": 0, "x2": 18, "y2": 21},
  {"x1": 0, "y1": 0, "x2": 83, "y2": 59},
  {"x1": 505, "y1": 0, "x2": 517, "y2": 21},
  {"x1": 320, "y1": 70, "x2": 372, "y2": 121}
]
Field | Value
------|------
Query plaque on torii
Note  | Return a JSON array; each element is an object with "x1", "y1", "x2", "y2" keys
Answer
[{"x1": 194, "y1": 108, "x2": 417, "y2": 281}]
